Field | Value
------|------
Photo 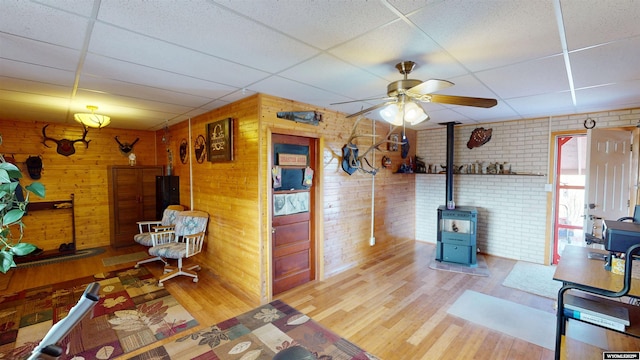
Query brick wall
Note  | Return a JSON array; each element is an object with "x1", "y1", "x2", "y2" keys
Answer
[{"x1": 416, "y1": 108, "x2": 640, "y2": 263}]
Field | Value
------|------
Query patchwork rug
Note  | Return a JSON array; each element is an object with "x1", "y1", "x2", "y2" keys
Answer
[
  {"x1": 0, "y1": 266, "x2": 198, "y2": 360},
  {"x1": 429, "y1": 254, "x2": 490, "y2": 277},
  {"x1": 131, "y1": 299, "x2": 378, "y2": 360}
]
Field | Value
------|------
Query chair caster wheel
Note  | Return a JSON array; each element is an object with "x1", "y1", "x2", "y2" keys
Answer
[
  {"x1": 158, "y1": 282, "x2": 164, "y2": 287},
  {"x1": 134, "y1": 264, "x2": 140, "y2": 268},
  {"x1": 195, "y1": 266, "x2": 201, "y2": 271},
  {"x1": 193, "y1": 278, "x2": 198, "y2": 283}
]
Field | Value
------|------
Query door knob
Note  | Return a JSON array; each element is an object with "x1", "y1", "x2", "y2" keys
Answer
[{"x1": 588, "y1": 203, "x2": 597, "y2": 209}]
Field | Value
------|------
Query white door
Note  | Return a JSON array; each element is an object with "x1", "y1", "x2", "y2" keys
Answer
[{"x1": 584, "y1": 128, "x2": 633, "y2": 238}]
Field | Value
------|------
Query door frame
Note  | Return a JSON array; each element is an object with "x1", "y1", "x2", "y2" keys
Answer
[
  {"x1": 266, "y1": 129, "x2": 324, "y2": 300},
  {"x1": 547, "y1": 127, "x2": 640, "y2": 264}
]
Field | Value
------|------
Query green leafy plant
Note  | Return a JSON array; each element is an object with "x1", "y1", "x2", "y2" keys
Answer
[{"x1": 0, "y1": 134, "x2": 45, "y2": 273}]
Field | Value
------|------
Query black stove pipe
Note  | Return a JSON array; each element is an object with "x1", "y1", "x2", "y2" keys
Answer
[{"x1": 443, "y1": 122, "x2": 459, "y2": 208}]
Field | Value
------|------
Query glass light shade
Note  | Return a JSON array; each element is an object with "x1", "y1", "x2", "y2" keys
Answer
[
  {"x1": 403, "y1": 102, "x2": 428, "y2": 124},
  {"x1": 380, "y1": 104, "x2": 401, "y2": 125},
  {"x1": 379, "y1": 101, "x2": 428, "y2": 126},
  {"x1": 74, "y1": 106, "x2": 111, "y2": 128}
]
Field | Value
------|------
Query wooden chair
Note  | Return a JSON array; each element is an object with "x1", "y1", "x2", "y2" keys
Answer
[
  {"x1": 134, "y1": 204, "x2": 185, "y2": 268},
  {"x1": 147, "y1": 210, "x2": 209, "y2": 286}
]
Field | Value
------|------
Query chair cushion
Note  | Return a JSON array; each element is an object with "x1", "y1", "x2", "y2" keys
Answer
[
  {"x1": 148, "y1": 243, "x2": 186, "y2": 259},
  {"x1": 161, "y1": 209, "x2": 182, "y2": 226},
  {"x1": 175, "y1": 214, "x2": 208, "y2": 236},
  {"x1": 134, "y1": 233, "x2": 153, "y2": 246}
]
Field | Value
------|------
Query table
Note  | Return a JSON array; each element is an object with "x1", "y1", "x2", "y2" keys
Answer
[{"x1": 553, "y1": 245, "x2": 640, "y2": 360}]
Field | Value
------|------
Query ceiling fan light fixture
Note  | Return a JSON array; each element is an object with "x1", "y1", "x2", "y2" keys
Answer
[
  {"x1": 74, "y1": 105, "x2": 111, "y2": 128},
  {"x1": 380, "y1": 104, "x2": 403, "y2": 125},
  {"x1": 403, "y1": 102, "x2": 427, "y2": 123},
  {"x1": 380, "y1": 101, "x2": 428, "y2": 126}
]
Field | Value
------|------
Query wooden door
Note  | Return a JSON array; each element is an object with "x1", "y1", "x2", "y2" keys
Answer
[
  {"x1": 271, "y1": 134, "x2": 316, "y2": 295},
  {"x1": 584, "y1": 129, "x2": 632, "y2": 238},
  {"x1": 110, "y1": 166, "x2": 163, "y2": 247}
]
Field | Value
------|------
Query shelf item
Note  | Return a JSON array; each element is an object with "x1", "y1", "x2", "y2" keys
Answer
[
  {"x1": 564, "y1": 292, "x2": 629, "y2": 325},
  {"x1": 108, "y1": 166, "x2": 163, "y2": 248}
]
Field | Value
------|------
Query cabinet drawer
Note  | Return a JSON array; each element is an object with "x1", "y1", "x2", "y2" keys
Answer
[
  {"x1": 441, "y1": 233, "x2": 474, "y2": 246},
  {"x1": 442, "y1": 244, "x2": 471, "y2": 264}
]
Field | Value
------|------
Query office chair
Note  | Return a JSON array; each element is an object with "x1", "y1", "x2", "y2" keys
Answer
[{"x1": 134, "y1": 204, "x2": 185, "y2": 268}]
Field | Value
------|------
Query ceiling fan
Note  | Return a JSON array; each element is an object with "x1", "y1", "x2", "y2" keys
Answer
[{"x1": 333, "y1": 61, "x2": 498, "y2": 124}]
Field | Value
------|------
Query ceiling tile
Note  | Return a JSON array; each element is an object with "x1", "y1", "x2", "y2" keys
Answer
[
  {"x1": 96, "y1": 0, "x2": 319, "y2": 73},
  {"x1": 570, "y1": 37, "x2": 640, "y2": 88},
  {"x1": 574, "y1": 80, "x2": 640, "y2": 112},
  {"x1": 561, "y1": 0, "x2": 640, "y2": 50},
  {"x1": 88, "y1": 23, "x2": 271, "y2": 88},
  {"x1": 212, "y1": 0, "x2": 397, "y2": 50},
  {"x1": 409, "y1": 1, "x2": 562, "y2": 71},
  {"x1": 278, "y1": 55, "x2": 390, "y2": 100},
  {"x1": 475, "y1": 55, "x2": 569, "y2": 99},
  {"x1": 0, "y1": 1, "x2": 90, "y2": 49},
  {"x1": 0, "y1": 60, "x2": 76, "y2": 88},
  {"x1": 0, "y1": 34, "x2": 81, "y2": 72},
  {"x1": 329, "y1": 20, "x2": 467, "y2": 80},
  {"x1": 504, "y1": 91, "x2": 576, "y2": 118},
  {"x1": 82, "y1": 54, "x2": 239, "y2": 99}
]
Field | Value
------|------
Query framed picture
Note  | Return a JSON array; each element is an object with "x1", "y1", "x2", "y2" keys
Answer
[
  {"x1": 274, "y1": 192, "x2": 309, "y2": 216},
  {"x1": 194, "y1": 135, "x2": 206, "y2": 163},
  {"x1": 179, "y1": 138, "x2": 188, "y2": 164},
  {"x1": 388, "y1": 133, "x2": 399, "y2": 151},
  {"x1": 207, "y1": 118, "x2": 233, "y2": 162}
]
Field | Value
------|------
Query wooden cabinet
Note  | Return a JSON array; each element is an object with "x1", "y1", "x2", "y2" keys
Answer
[{"x1": 108, "y1": 166, "x2": 163, "y2": 248}]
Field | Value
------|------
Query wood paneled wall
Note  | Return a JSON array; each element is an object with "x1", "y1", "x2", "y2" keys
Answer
[
  {"x1": 162, "y1": 94, "x2": 416, "y2": 303},
  {"x1": 2, "y1": 94, "x2": 417, "y2": 305},
  {"x1": 0, "y1": 120, "x2": 158, "y2": 250}
]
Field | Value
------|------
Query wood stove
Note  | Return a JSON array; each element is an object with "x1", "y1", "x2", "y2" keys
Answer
[
  {"x1": 435, "y1": 122, "x2": 478, "y2": 266},
  {"x1": 436, "y1": 206, "x2": 478, "y2": 266}
]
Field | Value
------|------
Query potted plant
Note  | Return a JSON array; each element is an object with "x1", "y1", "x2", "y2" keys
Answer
[{"x1": 0, "y1": 134, "x2": 45, "y2": 273}]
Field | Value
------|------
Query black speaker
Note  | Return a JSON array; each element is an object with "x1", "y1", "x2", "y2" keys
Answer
[{"x1": 156, "y1": 176, "x2": 180, "y2": 219}]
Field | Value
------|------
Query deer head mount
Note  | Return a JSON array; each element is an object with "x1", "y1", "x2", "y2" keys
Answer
[
  {"x1": 114, "y1": 136, "x2": 139, "y2": 154},
  {"x1": 42, "y1": 124, "x2": 90, "y2": 156},
  {"x1": 341, "y1": 116, "x2": 401, "y2": 176}
]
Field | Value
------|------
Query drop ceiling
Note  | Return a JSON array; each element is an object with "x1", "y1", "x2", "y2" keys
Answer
[{"x1": 1, "y1": 0, "x2": 639, "y2": 131}]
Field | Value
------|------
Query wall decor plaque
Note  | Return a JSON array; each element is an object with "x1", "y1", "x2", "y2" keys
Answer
[{"x1": 207, "y1": 118, "x2": 233, "y2": 162}]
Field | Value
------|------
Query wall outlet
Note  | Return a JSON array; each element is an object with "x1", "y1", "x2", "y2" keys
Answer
[{"x1": 369, "y1": 237, "x2": 376, "y2": 246}]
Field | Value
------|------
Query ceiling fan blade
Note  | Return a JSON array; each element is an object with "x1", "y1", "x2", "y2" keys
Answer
[
  {"x1": 346, "y1": 102, "x2": 393, "y2": 118},
  {"x1": 429, "y1": 94, "x2": 497, "y2": 108},
  {"x1": 331, "y1": 96, "x2": 394, "y2": 105},
  {"x1": 406, "y1": 79, "x2": 454, "y2": 96}
]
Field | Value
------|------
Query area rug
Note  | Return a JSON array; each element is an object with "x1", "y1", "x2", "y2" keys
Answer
[
  {"x1": 502, "y1": 261, "x2": 562, "y2": 299},
  {"x1": 15, "y1": 247, "x2": 106, "y2": 269},
  {"x1": 0, "y1": 266, "x2": 198, "y2": 360},
  {"x1": 130, "y1": 299, "x2": 378, "y2": 360},
  {"x1": 102, "y1": 251, "x2": 149, "y2": 267},
  {"x1": 447, "y1": 290, "x2": 608, "y2": 350},
  {"x1": 428, "y1": 254, "x2": 490, "y2": 277}
]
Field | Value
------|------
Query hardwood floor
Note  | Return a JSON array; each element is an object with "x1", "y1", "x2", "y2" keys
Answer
[{"x1": 5, "y1": 241, "x2": 640, "y2": 359}]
